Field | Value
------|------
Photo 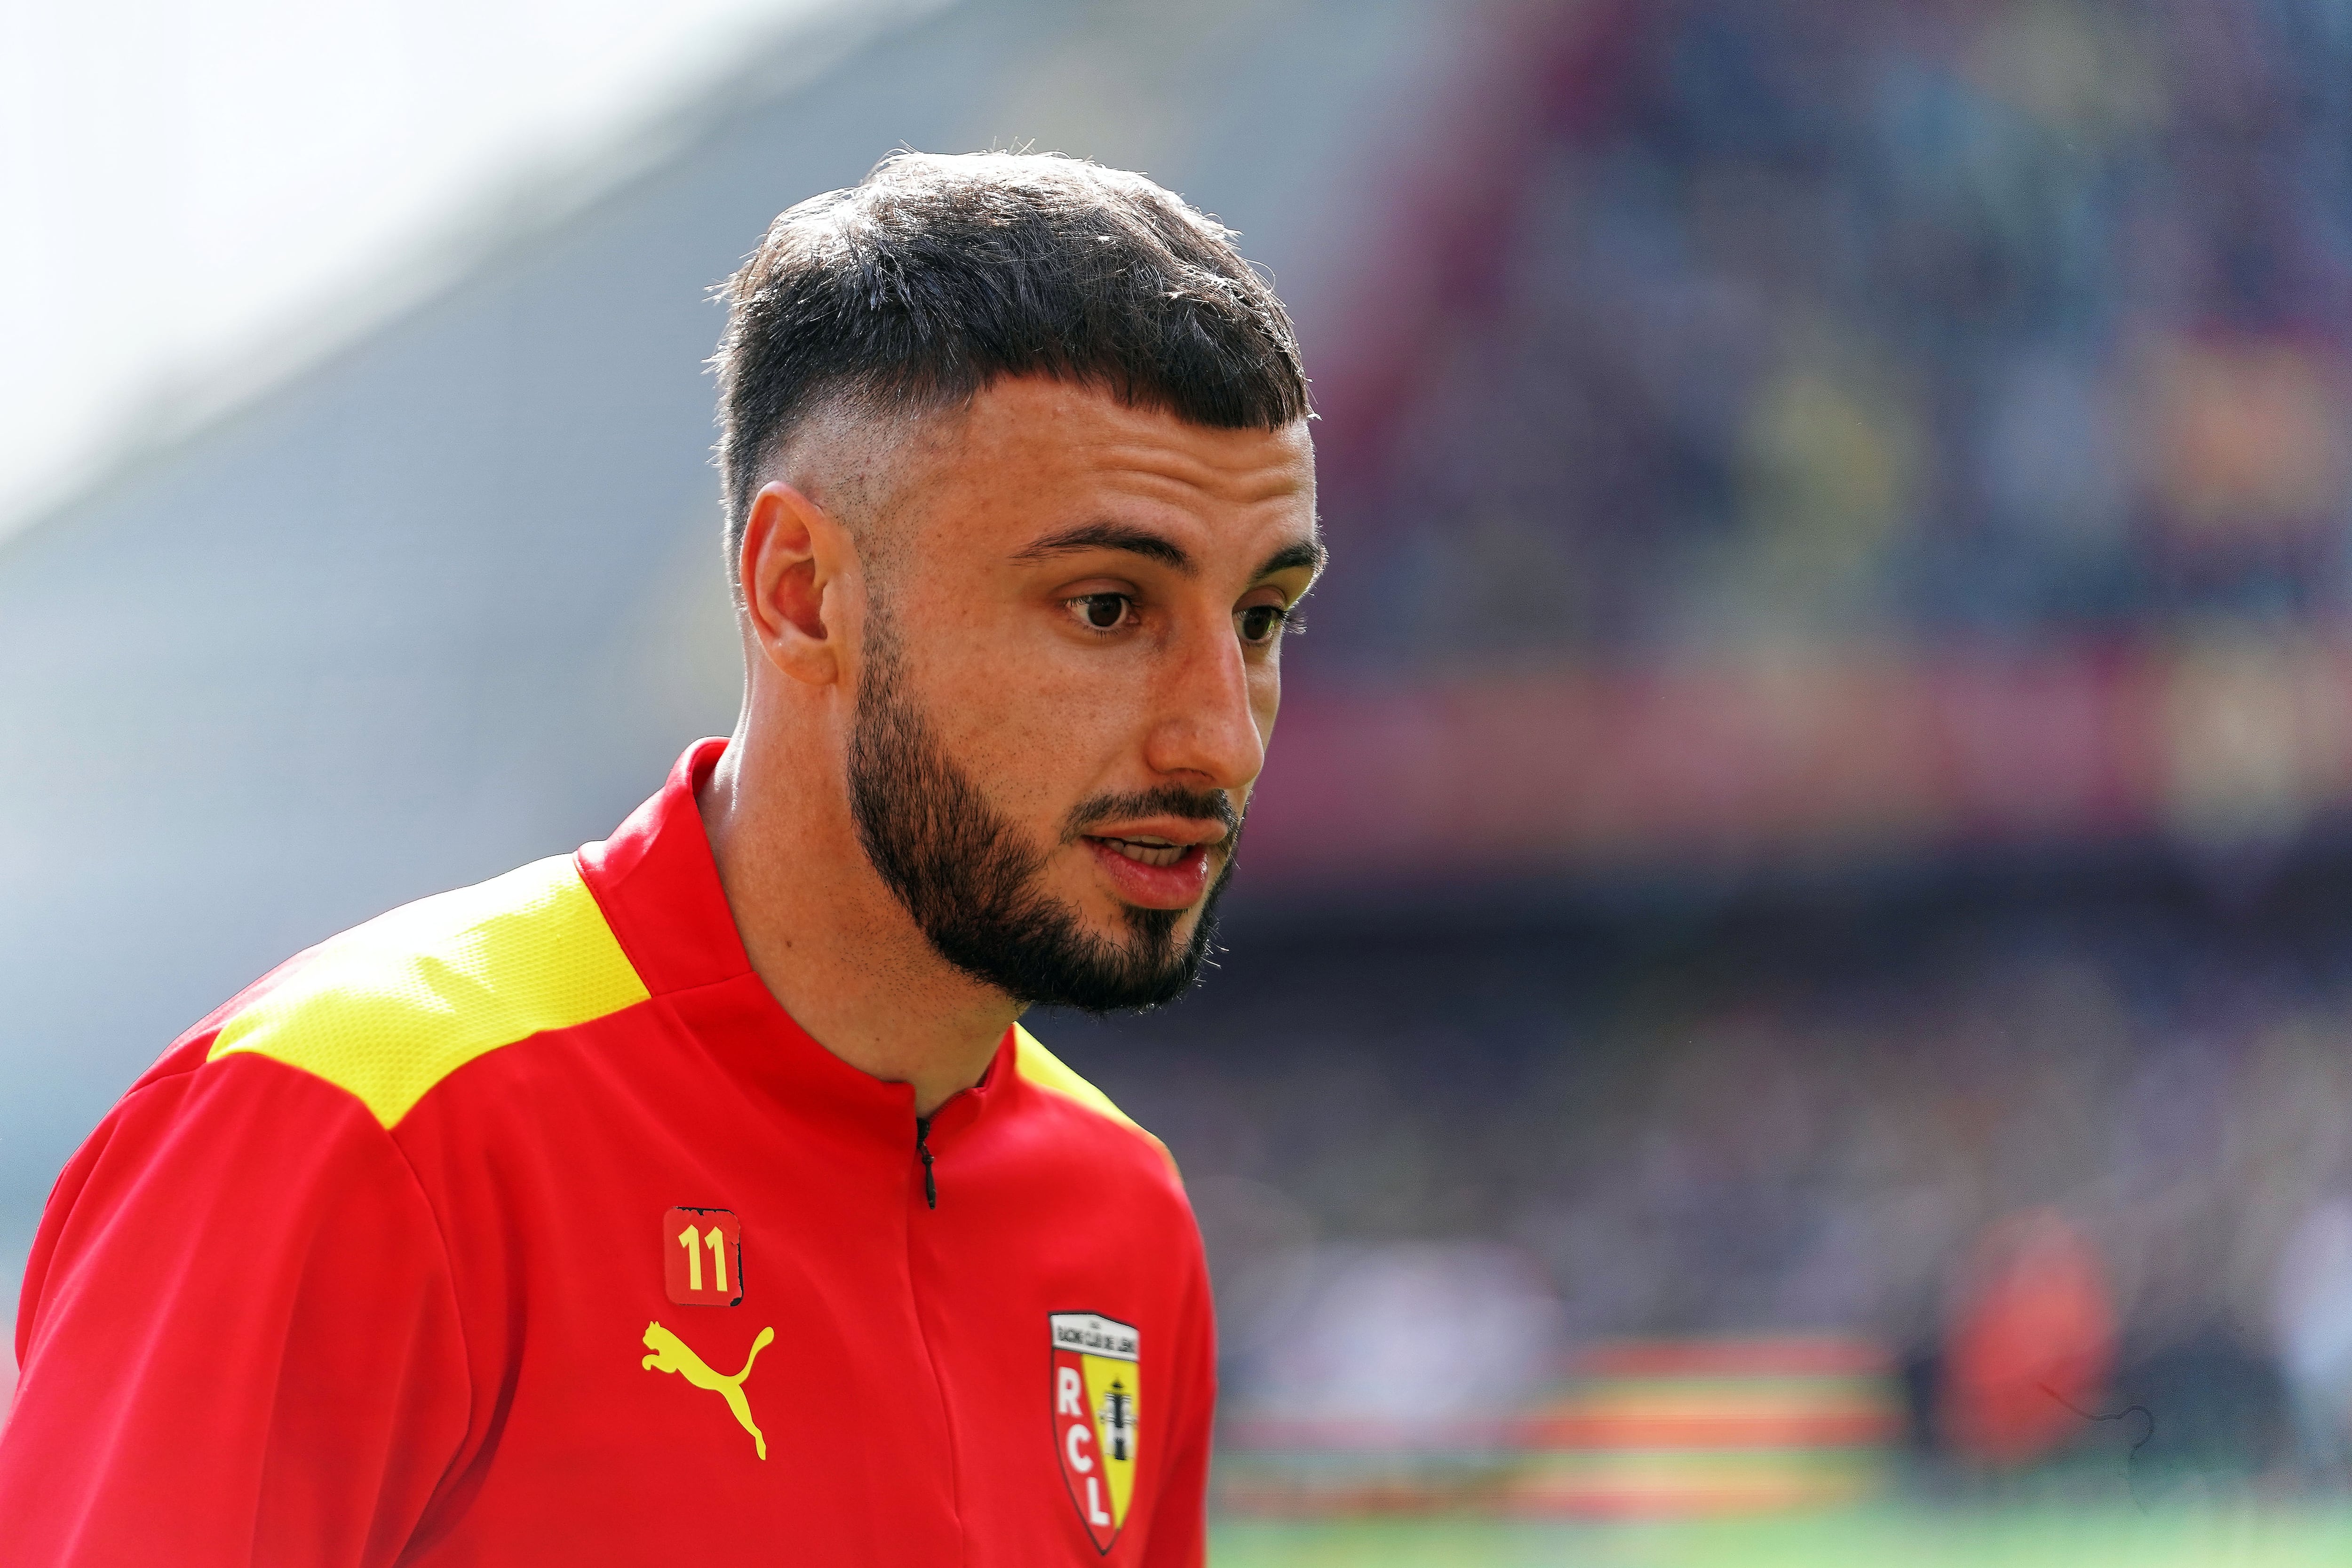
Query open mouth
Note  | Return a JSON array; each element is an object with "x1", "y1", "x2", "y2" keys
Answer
[
  {"x1": 1077, "y1": 822, "x2": 1224, "y2": 909},
  {"x1": 1087, "y1": 835, "x2": 1194, "y2": 868}
]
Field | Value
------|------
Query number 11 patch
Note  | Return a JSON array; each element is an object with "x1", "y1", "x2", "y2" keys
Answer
[{"x1": 665, "y1": 1207, "x2": 743, "y2": 1306}]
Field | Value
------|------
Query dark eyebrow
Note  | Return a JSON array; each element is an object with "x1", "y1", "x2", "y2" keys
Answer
[
  {"x1": 1011, "y1": 522, "x2": 1193, "y2": 574},
  {"x1": 1257, "y1": 539, "x2": 1326, "y2": 580}
]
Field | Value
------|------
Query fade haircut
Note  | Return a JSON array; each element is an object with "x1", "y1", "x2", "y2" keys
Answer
[{"x1": 710, "y1": 151, "x2": 1312, "y2": 580}]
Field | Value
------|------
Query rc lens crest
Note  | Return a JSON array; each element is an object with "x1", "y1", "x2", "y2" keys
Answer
[{"x1": 1050, "y1": 1313, "x2": 1139, "y2": 1553}]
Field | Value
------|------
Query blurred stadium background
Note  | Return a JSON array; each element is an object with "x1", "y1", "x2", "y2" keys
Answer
[{"x1": 13, "y1": 0, "x2": 2352, "y2": 1559}]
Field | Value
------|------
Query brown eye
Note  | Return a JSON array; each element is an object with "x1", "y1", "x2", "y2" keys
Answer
[
  {"x1": 1069, "y1": 593, "x2": 1131, "y2": 630},
  {"x1": 1238, "y1": 604, "x2": 1287, "y2": 644}
]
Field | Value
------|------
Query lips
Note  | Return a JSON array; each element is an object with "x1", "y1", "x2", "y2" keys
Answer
[
  {"x1": 1068, "y1": 796, "x2": 1236, "y2": 911},
  {"x1": 1081, "y1": 836, "x2": 1216, "y2": 909},
  {"x1": 1092, "y1": 835, "x2": 1186, "y2": 868}
]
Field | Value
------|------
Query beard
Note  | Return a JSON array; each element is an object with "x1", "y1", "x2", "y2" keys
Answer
[{"x1": 846, "y1": 613, "x2": 1240, "y2": 1013}]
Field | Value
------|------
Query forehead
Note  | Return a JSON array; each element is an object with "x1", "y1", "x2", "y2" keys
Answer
[{"x1": 916, "y1": 376, "x2": 1315, "y2": 547}]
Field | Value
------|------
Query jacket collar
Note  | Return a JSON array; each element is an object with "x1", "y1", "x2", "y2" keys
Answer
[{"x1": 576, "y1": 738, "x2": 1008, "y2": 1137}]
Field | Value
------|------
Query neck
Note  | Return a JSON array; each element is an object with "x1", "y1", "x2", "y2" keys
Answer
[{"x1": 696, "y1": 724, "x2": 1018, "y2": 1118}]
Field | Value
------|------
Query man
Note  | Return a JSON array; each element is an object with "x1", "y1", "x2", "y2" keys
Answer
[{"x1": 0, "y1": 151, "x2": 1319, "y2": 1565}]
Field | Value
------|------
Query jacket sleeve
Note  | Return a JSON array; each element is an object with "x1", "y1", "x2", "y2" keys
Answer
[
  {"x1": 0, "y1": 1053, "x2": 470, "y2": 1566},
  {"x1": 1140, "y1": 1224, "x2": 1217, "y2": 1568}
]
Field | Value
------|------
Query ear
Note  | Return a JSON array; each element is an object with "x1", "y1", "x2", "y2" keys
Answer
[{"x1": 738, "y1": 480, "x2": 856, "y2": 688}]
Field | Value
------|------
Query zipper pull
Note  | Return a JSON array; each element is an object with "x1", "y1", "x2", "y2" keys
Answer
[{"x1": 915, "y1": 1116, "x2": 937, "y2": 1210}]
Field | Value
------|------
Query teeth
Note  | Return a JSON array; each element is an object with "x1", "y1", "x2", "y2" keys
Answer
[{"x1": 1104, "y1": 837, "x2": 1184, "y2": 868}]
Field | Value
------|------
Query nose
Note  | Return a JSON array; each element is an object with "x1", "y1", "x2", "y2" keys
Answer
[{"x1": 1143, "y1": 616, "x2": 1267, "y2": 793}]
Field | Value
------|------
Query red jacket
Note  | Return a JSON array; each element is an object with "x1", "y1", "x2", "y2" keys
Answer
[{"x1": 1, "y1": 740, "x2": 1214, "y2": 1565}]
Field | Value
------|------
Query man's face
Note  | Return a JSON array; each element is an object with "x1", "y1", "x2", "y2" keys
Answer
[{"x1": 846, "y1": 377, "x2": 1319, "y2": 1011}]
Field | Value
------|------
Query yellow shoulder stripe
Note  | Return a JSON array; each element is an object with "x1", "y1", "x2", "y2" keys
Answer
[
  {"x1": 209, "y1": 855, "x2": 649, "y2": 1128},
  {"x1": 1013, "y1": 1026, "x2": 1176, "y2": 1175}
]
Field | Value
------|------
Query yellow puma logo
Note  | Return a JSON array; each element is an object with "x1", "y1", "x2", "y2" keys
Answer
[{"x1": 641, "y1": 1320, "x2": 775, "y2": 1459}]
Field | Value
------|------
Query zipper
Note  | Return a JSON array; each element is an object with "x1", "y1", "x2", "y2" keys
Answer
[
  {"x1": 902, "y1": 1114, "x2": 961, "y2": 1557},
  {"x1": 914, "y1": 1115, "x2": 938, "y2": 1210}
]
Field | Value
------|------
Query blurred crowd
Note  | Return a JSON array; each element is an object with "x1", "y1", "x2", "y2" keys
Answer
[
  {"x1": 1323, "y1": 0, "x2": 2352, "y2": 664},
  {"x1": 1159, "y1": 4, "x2": 2352, "y2": 1504},
  {"x1": 1065, "y1": 869, "x2": 2352, "y2": 1493}
]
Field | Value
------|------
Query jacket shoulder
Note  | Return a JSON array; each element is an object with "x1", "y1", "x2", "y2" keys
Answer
[
  {"x1": 1012, "y1": 1026, "x2": 1178, "y2": 1180},
  {"x1": 206, "y1": 854, "x2": 649, "y2": 1128}
]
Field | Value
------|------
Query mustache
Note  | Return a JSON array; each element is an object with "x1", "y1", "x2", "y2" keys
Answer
[{"x1": 1062, "y1": 785, "x2": 1242, "y2": 850}]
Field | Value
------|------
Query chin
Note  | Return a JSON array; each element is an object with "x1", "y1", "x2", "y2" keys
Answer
[
  {"x1": 1135, "y1": 903, "x2": 1204, "y2": 943},
  {"x1": 1090, "y1": 899, "x2": 1197, "y2": 944}
]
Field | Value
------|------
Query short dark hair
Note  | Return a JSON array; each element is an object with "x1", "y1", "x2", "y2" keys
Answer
[{"x1": 711, "y1": 151, "x2": 1311, "y2": 575}]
